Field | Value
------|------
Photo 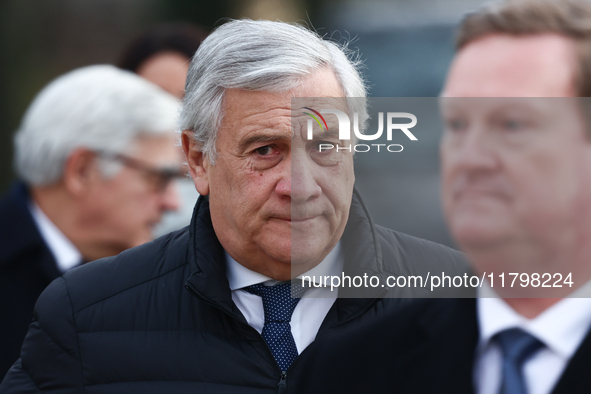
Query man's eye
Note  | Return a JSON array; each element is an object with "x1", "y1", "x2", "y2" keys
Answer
[
  {"x1": 503, "y1": 119, "x2": 523, "y2": 131},
  {"x1": 312, "y1": 141, "x2": 333, "y2": 152},
  {"x1": 255, "y1": 146, "x2": 274, "y2": 156},
  {"x1": 446, "y1": 118, "x2": 467, "y2": 132}
]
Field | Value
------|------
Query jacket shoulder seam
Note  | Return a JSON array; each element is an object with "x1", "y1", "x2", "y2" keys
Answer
[{"x1": 72, "y1": 261, "x2": 189, "y2": 315}]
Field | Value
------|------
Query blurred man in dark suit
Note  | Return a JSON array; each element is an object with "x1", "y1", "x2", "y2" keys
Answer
[
  {"x1": 0, "y1": 65, "x2": 182, "y2": 377},
  {"x1": 295, "y1": 1, "x2": 591, "y2": 393}
]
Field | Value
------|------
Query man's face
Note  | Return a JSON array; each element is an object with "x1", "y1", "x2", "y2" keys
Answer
[
  {"x1": 184, "y1": 68, "x2": 354, "y2": 280},
  {"x1": 84, "y1": 134, "x2": 181, "y2": 257},
  {"x1": 441, "y1": 34, "x2": 591, "y2": 273}
]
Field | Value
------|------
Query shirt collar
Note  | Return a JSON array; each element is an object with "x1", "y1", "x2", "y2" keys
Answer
[
  {"x1": 29, "y1": 201, "x2": 82, "y2": 273},
  {"x1": 477, "y1": 281, "x2": 591, "y2": 359},
  {"x1": 226, "y1": 241, "x2": 344, "y2": 291}
]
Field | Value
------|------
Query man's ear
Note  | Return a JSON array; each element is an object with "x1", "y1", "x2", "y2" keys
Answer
[
  {"x1": 63, "y1": 148, "x2": 101, "y2": 197},
  {"x1": 181, "y1": 130, "x2": 210, "y2": 195}
]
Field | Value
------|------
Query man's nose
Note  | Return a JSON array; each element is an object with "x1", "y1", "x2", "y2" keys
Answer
[
  {"x1": 160, "y1": 180, "x2": 181, "y2": 212},
  {"x1": 446, "y1": 128, "x2": 499, "y2": 173},
  {"x1": 285, "y1": 155, "x2": 322, "y2": 204}
]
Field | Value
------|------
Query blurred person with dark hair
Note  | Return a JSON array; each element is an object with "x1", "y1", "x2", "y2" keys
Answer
[
  {"x1": 119, "y1": 23, "x2": 208, "y2": 99},
  {"x1": 0, "y1": 20, "x2": 465, "y2": 392},
  {"x1": 0, "y1": 65, "x2": 182, "y2": 378},
  {"x1": 294, "y1": 1, "x2": 591, "y2": 393},
  {"x1": 119, "y1": 22, "x2": 208, "y2": 236}
]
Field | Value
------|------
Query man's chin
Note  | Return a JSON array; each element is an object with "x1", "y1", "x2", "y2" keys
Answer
[
  {"x1": 127, "y1": 232, "x2": 154, "y2": 250},
  {"x1": 452, "y1": 222, "x2": 510, "y2": 252},
  {"x1": 258, "y1": 248, "x2": 322, "y2": 269},
  {"x1": 291, "y1": 239, "x2": 332, "y2": 268}
]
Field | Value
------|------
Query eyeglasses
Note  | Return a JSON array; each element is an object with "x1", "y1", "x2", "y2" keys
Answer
[{"x1": 97, "y1": 151, "x2": 186, "y2": 192}]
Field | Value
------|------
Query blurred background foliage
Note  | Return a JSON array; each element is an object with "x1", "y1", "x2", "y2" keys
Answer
[{"x1": 0, "y1": 0, "x2": 488, "y2": 245}]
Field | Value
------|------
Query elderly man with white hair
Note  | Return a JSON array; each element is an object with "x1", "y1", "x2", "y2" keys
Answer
[
  {"x1": 0, "y1": 65, "x2": 182, "y2": 377},
  {"x1": 0, "y1": 21, "x2": 465, "y2": 393}
]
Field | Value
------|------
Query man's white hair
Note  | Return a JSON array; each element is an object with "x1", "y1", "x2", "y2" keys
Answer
[
  {"x1": 180, "y1": 19, "x2": 368, "y2": 162},
  {"x1": 14, "y1": 65, "x2": 181, "y2": 186}
]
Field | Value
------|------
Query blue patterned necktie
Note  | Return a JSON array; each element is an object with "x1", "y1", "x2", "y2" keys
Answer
[
  {"x1": 495, "y1": 328, "x2": 544, "y2": 394},
  {"x1": 245, "y1": 282, "x2": 307, "y2": 371}
]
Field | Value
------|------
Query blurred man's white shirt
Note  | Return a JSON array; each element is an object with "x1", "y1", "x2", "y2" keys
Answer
[{"x1": 29, "y1": 201, "x2": 81, "y2": 273}]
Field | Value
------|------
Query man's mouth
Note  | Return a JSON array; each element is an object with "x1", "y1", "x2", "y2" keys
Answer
[
  {"x1": 147, "y1": 219, "x2": 161, "y2": 229},
  {"x1": 291, "y1": 217, "x2": 314, "y2": 222},
  {"x1": 274, "y1": 215, "x2": 318, "y2": 222},
  {"x1": 451, "y1": 176, "x2": 513, "y2": 202},
  {"x1": 454, "y1": 187, "x2": 511, "y2": 202}
]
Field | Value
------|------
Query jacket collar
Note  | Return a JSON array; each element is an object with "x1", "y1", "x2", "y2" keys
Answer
[
  {"x1": 320, "y1": 187, "x2": 388, "y2": 330},
  {"x1": 184, "y1": 195, "x2": 240, "y2": 318},
  {"x1": 341, "y1": 187, "x2": 386, "y2": 293},
  {"x1": 184, "y1": 187, "x2": 387, "y2": 325}
]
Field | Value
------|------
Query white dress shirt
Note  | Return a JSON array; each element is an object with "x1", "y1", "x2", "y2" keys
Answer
[
  {"x1": 226, "y1": 242, "x2": 343, "y2": 354},
  {"x1": 474, "y1": 283, "x2": 591, "y2": 394},
  {"x1": 29, "y1": 202, "x2": 82, "y2": 273}
]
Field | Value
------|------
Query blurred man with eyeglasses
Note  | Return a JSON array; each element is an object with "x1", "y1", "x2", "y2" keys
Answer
[{"x1": 0, "y1": 65, "x2": 182, "y2": 377}]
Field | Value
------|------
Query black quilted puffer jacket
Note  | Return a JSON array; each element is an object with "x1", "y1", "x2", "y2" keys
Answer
[{"x1": 0, "y1": 188, "x2": 466, "y2": 393}]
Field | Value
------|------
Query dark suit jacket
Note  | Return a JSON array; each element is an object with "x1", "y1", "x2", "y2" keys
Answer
[
  {"x1": 294, "y1": 297, "x2": 591, "y2": 394},
  {"x1": 0, "y1": 183, "x2": 60, "y2": 378}
]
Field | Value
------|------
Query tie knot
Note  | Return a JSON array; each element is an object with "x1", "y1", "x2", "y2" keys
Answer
[
  {"x1": 495, "y1": 328, "x2": 544, "y2": 365},
  {"x1": 244, "y1": 282, "x2": 306, "y2": 323}
]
